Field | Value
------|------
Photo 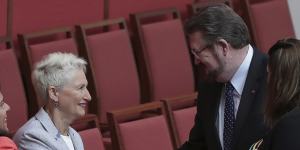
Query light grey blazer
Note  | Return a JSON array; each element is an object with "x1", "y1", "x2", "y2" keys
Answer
[{"x1": 13, "y1": 108, "x2": 84, "y2": 150}]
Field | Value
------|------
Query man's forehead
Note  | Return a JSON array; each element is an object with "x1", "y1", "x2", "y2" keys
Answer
[{"x1": 189, "y1": 32, "x2": 206, "y2": 45}]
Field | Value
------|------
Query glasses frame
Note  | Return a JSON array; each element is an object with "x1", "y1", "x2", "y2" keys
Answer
[{"x1": 190, "y1": 44, "x2": 210, "y2": 58}]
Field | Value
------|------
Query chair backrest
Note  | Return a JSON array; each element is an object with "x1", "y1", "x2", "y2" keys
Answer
[
  {"x1": 0, "y1": 0, "x2": 13, "y2": 51},
  {"x1": 246, "y1": 0, "x2": 295, "y2": 52},
  {"x1": 0, "y1": 0, "x2": 12, "y2": 39},
  {"x1": 0, "y1": 37, "x2": 28, "y2": 133},
  {"x1": 107, "y1": 101, "x2": 177, "y2": 150},
  {"x1": 75, "y1": 18, "x2": 141, "y2": 123},
  {"x1": 230, "y1": 0, "x2": 269, "y2": 19},
  {"x1": 79, "y1": 128, "x2": 105, "y2": 150},
  {"x1": 18, "y1": 27, "x2": 79, "y2": 115},
  {"x1": 108, "y1": 0, "x2": 193, "y2": 21},
  {"x1": 130, "y1": 8, "x2": 195, "y2": 103},
  {"x1": 189, "y1": 0, "x2": 233, "y2": 14},
  {"x1": 77, "y1": 115, "x2": 105, "y2": 150},
  {"x1": 11, "y1": 0, "x2": 105, "y2": 39},
  {"x1": 162, "y1": 92, "x2": 197, "y2": 148}
]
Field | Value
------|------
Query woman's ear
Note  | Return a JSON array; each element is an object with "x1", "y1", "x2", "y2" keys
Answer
[
  {"x1": 217, "y1": 39, "x2": 230, "y2": 56},
  {"x1": 48, "y1": 85, "x2": 59, "y2": 102}
]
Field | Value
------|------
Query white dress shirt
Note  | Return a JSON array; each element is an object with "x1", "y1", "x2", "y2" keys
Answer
[
  {"x1": 217, "y1": 45, "x2": 254, "y2": 149},
  {"x1": 61, "y1": 134, "x2": 75, "y2": 150}
]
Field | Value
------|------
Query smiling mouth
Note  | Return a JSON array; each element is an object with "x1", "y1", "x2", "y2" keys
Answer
[{"x1": 79, "y1": 103, "x2": 87, "y2": 108}]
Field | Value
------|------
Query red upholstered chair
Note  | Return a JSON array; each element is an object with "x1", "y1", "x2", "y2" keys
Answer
[
  {"x1": 246, "y1": 0, "x2": 295, "y2": 52},
  {"x1": 18, "y1": 28, "x2": 97, "y2": 130},
  {"x1": 18, "y1": 27, "x2": 79, "y2": 114},
  {"x1": 76, "y1": 116, "x2": 106, "y2": 150},
  {"x1": 225, "y1": 0, "x2": 276, "y2": 47},
  {"x1": 190, "y1": 0, "x2": 233, "y2": 14},
  {"x1": 75, "y1": 18, "x2": 141, "y2": 124},
  {"x1": 107, "y1": 101, "x2": 177, "y2": 150},
  {"x1": 79, "y1": 128, "x2": 106, "y2": 150},
  {"x1": 130, "y1": 8, "x2": 195, "y2": 103},
  {"x1": 0, "y1": 37, "x2": 28, "y2": 134},
  {"x1": 12, "y1": 0, "x2": 105, "y2": 39},
  {"x1": 162, "y1": 92, "x2": 197, "y2": 148},
  {"x1": 108, "y1": 0, "x2": 193, "y2": 21}
]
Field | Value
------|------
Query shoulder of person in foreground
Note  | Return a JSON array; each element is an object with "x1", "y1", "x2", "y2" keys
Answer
[
  {"x1": 0, "y1": 136, "x2": 18, "y2": 150},
  {"x1": 269, "y1": 107, "x2": 300, "y2": 149}
]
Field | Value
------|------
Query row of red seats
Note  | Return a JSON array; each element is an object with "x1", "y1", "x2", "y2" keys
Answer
[
  {"x1": 0, "y1": 0, "x2": 296, "y2": 149},
  {"x1": 78, "y1": 93, "x2": 198, "y2": 150},
  {"x1": 107, "y1": 95, "x2": 197, "y2": 150},
  {"x1": 12, "y1": 8, "x2": 196, "y2": 123},
  {"x1": 1, "y1": 0, "x2": 296, "y2": 52},
  {"x1": 1, "y1": 6, "x2": 199, "y2": 150},
  {"x1": 0, "y1": 0, "x2": 193, "y2": 37}
]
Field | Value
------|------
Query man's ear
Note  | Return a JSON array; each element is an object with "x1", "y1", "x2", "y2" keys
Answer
[
  {"x1": 217, "y1": 39, "x2": 230, "y2": 56},
  {"x1": 48, "y1": 85, "x2": 59, "y2": 102}
]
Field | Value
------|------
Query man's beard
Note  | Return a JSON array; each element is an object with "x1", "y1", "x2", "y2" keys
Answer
[
  {"x1": 197, "y1": 54, "x2": 225, "y2": 83},
  {"x1": 198, "y1": 65, "x2": 224, "y2": 83}
]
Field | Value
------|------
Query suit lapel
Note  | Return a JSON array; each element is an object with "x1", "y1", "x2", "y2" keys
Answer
[
  {"x1": 233, "y1": 49, "x2": 267, "y2": 146},
  {"x1": 35, "y1": 108, "x2": 70, "y2": 150},
  {"x1": 69, "y1": 128, "x2": 82, "y2": 150},
  {"x1": 205, "y1": 82, "x2": 224, "y2": 149}
]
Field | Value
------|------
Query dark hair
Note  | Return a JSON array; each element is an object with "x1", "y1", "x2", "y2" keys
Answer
[
  {"x1": 184, "y1": 4, "x2": 250, "y2": 49},
  {"x1": 265, "y1": 38, "x2": 300, "y2": 127}
]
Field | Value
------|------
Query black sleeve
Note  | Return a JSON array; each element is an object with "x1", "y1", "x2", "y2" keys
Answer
[
  {"x1": 268, "y1": 112, "x2": 300, "y2": 150},
  {"x1": 179, "y1": 107, "x2": 207, "y2": 149},
  {"x1": 179, "y1": 82, "x2": 211, "y2": 150}
]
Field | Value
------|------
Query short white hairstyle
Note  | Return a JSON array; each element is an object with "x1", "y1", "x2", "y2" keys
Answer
[{"x1": 32, "y1": 52, "x2": 87, "y2": 100}]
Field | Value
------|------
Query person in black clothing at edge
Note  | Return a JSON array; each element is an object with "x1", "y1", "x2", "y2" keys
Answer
[
  {"x1": 250, "y1": 38, "x2": 300, "y2": 150},
  {"x1": 180, "y1": 4, "x2": 269, "y2": 150}
]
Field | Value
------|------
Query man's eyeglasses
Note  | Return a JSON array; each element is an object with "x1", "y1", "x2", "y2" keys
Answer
[{"x1": 190, "y1": 45, "x2": 210, "y2": 58}]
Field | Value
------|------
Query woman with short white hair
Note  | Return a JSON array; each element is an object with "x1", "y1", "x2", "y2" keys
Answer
[{"x1": 14, "y1": 52, "x2": 91, "y2": 150}]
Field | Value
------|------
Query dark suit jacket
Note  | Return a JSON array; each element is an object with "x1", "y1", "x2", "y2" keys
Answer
[
  {"x1": 180, "y1": 48, "x2": 269, "y2": 150},
  {"x1": 261, "y1": 107, "x2": 300, "y2": 150}
]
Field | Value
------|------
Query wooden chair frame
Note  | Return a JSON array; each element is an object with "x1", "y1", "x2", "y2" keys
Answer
[
  {"x1": 245, "y1": 0, "x2": 295, "y2": 51},
  {"x1": 0, "y1": 36, "x2": 28, "y2": 135},
  {"x1": 72, "y1": 113, "x2": 100, "y2": 131},
  {"x1": 189, "y1": 0, "x2": 233, "y2": 15},
  {"x1": 75, "y1": 18, "x2": 131, "y2": 127},
  {"x1": 18, "y1": 27, "x2": 76, "y2": 115},
  {"x1": 18, "y1": 27, "x2": 101, "y2": 130},
  {"x1": 0, "y1": 36, "x2": 13, "y2": 49},
  {"x1": 0, "y1": 0, "x2": 13, "y2": 48},
  {"x1": 130, "y1": 8, "x2": 187, "y2": 103},
  {"x1": 245, "y1": 0, "x2": 259, "y2": 48},
  {"x1": 161, "y1": 92, "x2": 198, "y2": 148},
  {"x1": 107, "y1": 101, "x2": 178, "y2": 150}
]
